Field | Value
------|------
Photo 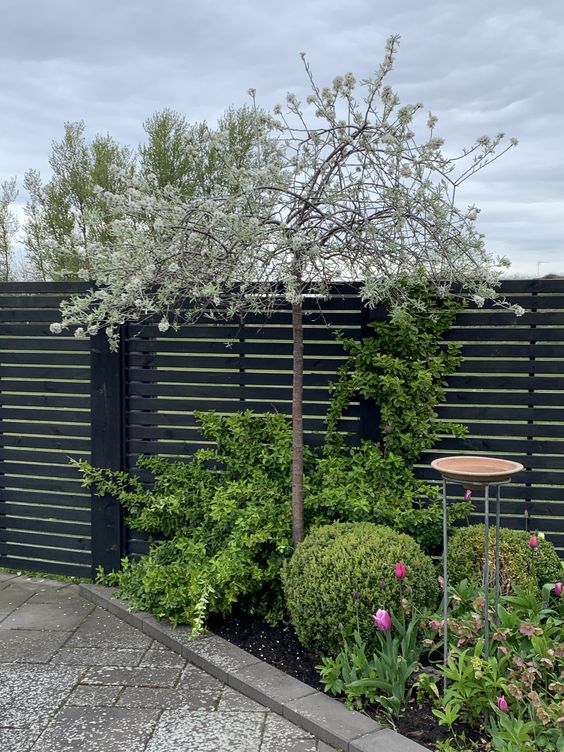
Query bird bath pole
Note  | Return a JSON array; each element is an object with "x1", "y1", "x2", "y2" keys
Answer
[{"x1": 431, "y1": 456, "x2": 524, "y2": 679}]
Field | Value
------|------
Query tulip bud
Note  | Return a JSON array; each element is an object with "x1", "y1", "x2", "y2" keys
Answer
[
  {"x1": 464, "y1": 489, "x2": 472, "y2": 502},
  {"x1": 554, "y1": 582, "x2": 563, "y2": 597},
  {"x1": 372, "y1": 609, "x2": 392, "y2": 631},
  {"x1": 394, "y1": 562, "x2": 407, "y2": 579},
  {"x1": 352, "y1": 590, "x2": 361, "y2": 600},
  {"x1": 497, "y1": 696, "x2": 509, "y2": 712},
  {"x1": 528, "y1": 535, "x2": 539, "y2": 550}
]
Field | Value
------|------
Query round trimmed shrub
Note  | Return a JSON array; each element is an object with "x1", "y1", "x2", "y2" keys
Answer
[
  {"x1": 282, "y1": 522, "x2": 439, "y2": 656},
  {"x1": 448, "y1": 525, "x2": 562, "y2": 596}
]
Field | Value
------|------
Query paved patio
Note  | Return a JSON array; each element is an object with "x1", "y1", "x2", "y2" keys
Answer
[{"x1": 0, "y1": 573, "x2": 338, "y2": 752}]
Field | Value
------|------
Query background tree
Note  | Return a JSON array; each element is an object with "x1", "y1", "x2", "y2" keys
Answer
[
  {"x1": 140, "y1": 105, "x2": 275, "y2": 199},
  {"x1": 23, "y1": 122, "x2": 134, "y2": 280},
  {"x1": 54, "y1": 36, "x2": 521, "y2": 545},
  {"x1": 0, "y1": 177, "x2": 19, "y2": 282}
]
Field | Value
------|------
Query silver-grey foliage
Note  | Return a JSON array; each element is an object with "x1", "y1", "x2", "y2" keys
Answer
[{"x1": 55, "y1": 35, "x2": 521, "y2": 343}]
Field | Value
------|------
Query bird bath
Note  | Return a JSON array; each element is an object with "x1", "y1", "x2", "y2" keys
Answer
[{"x1": 431, "y1": 455, "x2": 524, "y2": 676}]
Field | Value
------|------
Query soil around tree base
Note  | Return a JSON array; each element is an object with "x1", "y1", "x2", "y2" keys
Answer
[{"x1": 209, "y1": 609, "x2": 484, "y2": 751}]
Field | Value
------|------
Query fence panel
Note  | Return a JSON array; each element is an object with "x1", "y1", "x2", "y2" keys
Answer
[
  {"x1": 419, "y1": 278, "x2": 564, "y2": 555},
  {"x1": 1, "y1": 279, "x2": 563, "y2": 572},
  {"x1": 0, "y1": 282, "x2": 92, "y2": 577}
]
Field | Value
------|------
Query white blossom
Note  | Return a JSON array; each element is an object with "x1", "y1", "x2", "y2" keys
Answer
[{"x1": 49, "y1": 322, "x2": 63, "y2": 334}]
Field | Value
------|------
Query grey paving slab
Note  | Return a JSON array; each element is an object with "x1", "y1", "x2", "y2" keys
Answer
[
  {"x1": 82, "y1": 664, "x2": 182, "y2": 687},
  {"x1": 0, "y1": 600, "x2": 93, "y2": 631},
  {"x1": 179, "y1": 661, "x2": 225, "y2": 691},
  {"x1": 0, "y1": 728, "x2": 40, "y2": 752},
  {"x1": 0, "y1": 572, "x2": 18, "y2": 581},
  {"x1": 229, "y1": 660, "x2": 316, "y2": 715},
  {"x1": 28, "y1": 587, "x2": 84, "y2": 605},
  {"x1": 0, "y1": 585, "x2": 33, "y2": 612},
  {"x1": 65, "y1": 685, "x2": 123, "y2": 707},
  {"x1": 0, "y1": 629, "x2": 72, "y2": 663},
  {"x1": 318, "y1": 743, "x2": 341, "y2": 752},
  {"x1": 218, "y1": 685, "x2": 265, "y2": 712},
  {"x1": 16, "y1": 577, "x2": 68, "y2": 590},
  {"x1": 30, "y1": 706, "x2": 160, "y2": 752},
  {"x1": 350, "y1": 729, "x2": 427, "y2": 752},
  {"x1": 145, "y1": 708, "x2": 266, "y2": 752},
  {"x1": 117, "y1": 686, "x2": 222, "y2": 710},
  {"x1": 283, "y1": 692, "x2": 380, "y2": 750},
  {"x1": 139, "y1": 647, "x2": 186, "y2": 668},
  {"x1": 181, "y1": 632, "x2": 262, "y2": 682},
  {"x1": 0, "y1": 664, "x2": 84, "y2": 730},
  {"x1": 51, "y1": 646, "x2": 146, "y2": 666},
  {"x1": 66, "y1": 608, "x2": 152, "y2": 649},
  {"x1": 260, "y1": 713, "x2": 318, "y2": 752}
]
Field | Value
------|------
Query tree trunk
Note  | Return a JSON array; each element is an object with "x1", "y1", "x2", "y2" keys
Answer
[{"x1": 291, "y1": 301, "x2": 304, "y2": 546}]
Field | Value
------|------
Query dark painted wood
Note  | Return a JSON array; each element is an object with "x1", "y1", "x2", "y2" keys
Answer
[
  {"x1": 2, "y1": 280, "x2": 564, "y2": 565},
  {"x1": 90, "y1": 329, "x2": 124, "y2": 576}
]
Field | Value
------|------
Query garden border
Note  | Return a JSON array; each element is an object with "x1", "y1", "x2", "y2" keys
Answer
[{"x1": 78, "y1": 582, "x2": 427, "y2": 752}]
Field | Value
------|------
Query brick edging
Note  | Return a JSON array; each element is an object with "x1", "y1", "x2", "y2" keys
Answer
[{"x1": 78, "y1": 583, "x2": 427, "y2": 752}]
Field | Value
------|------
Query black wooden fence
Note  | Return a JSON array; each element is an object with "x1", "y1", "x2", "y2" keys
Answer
[{"x1": 1, "y1": 279, "x2": 563, "y2": 578}]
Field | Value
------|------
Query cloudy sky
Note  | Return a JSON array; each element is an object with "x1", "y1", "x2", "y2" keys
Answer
[{"x1": 1, "y1": 0, "x2": 563, "y2": 276}]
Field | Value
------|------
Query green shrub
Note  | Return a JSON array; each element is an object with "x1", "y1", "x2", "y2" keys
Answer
[
  {"x1": 282, "y1": 522, "x2": 439, "y2": 656},
  {"x1": 447, "y1": 525, "x2": 562, "y2": 596},
  {"x1": 76, "y1": 411, "x2": 299, "y2": 631}
]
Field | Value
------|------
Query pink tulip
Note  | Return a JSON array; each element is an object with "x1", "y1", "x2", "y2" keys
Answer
[
  {"x1": 554, "y1": 582, "x2": 563, "y2": 597},
  {"x1": 528, "y1": 535, "x2": 539, "y2": 550},
  {"x1": 373, "y1": 609, "x2": 392, "y2": 631},
  {"x1": 394, "y1": 562, "x2": 407, "y2": 580},
  {"x1": 497, "y1": 696, "x2": 509, "y2": 712},
  {"x1": 464, "y1": 489, "x2": 472, "y2": 502}
]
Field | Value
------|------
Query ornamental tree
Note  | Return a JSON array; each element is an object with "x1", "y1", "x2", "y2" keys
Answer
[{"x1": 53, "y1": 35, "x2": 521, "y2": 546}]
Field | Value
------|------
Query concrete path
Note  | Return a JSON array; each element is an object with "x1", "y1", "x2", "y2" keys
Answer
[{"x1": 0, "y1": 573, "x2": 337, "y2": 752}]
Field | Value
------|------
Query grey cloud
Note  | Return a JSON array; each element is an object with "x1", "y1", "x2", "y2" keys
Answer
[{"x1": 1, "y1": 0, "x2": 563, "y2": 274}]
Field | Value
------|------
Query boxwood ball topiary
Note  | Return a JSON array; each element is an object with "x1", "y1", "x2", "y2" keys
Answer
[
  {"x1": 448, "y1": 525, "x2": 562, "y2": 596},
  {"x1": 282, "y1": 522, "x2": 439, "y2": 656}
]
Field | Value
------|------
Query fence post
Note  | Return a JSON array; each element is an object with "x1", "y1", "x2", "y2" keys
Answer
[
  {"x1": 359, "y1": 304, "x2": 384, "y2": 444},
  {"x1": 90, "y1": 329, "x2": 125, "y2": 576}
]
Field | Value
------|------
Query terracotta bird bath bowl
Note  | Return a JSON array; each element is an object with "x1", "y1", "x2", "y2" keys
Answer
[{"x1": 431, "y1": 455, "x2": 524, "y2": 490}]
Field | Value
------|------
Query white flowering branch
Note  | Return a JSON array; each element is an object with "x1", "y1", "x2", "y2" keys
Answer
[{"x1": 53, "y1": 35, "x2": 522, "y2": 544}]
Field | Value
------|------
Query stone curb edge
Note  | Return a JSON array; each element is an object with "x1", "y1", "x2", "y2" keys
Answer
[{"x1": 78, "y1": 583, "x2": 427, "y2": 752}]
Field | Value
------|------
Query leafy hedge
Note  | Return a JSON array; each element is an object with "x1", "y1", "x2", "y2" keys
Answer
[
  {"x1": 448, "y1": 524, "x2": 562, "y2": 596},
  {"x1": 282, "y1": 521, "x2": 439, "y2": 655}
]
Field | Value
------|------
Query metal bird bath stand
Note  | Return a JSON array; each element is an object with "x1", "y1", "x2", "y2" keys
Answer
[{"x1": 431, "y1": 456, "x2": 524, "y2": 680}]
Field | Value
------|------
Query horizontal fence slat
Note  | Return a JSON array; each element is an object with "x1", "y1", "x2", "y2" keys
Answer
[
  {"x1": 1, "y1": 476, "x2": 87, "y2": 494},
  {"x1": 0, "y1": 489, "x2": 91, "y2": 507},
  {"x1": 127, "y1": 324, "x2": 361, "y2": 342},
  {"x1": 443, "y1": 390, "x2": 564, "y2": 407},
  {"x1": 0, "y1": 556, "x2": 91, "y2": 578},
  {"x1": 0, "y1": 502, "x2": 91, "y2": 522},
  {"x1": 0, "y1": 379, "x2": 90, "y2": 394},
  {"x1": 0, "y1": 351, "x2": 90, "y2": 366},
  {"x1": 0, "y1": 538, "x2": 91, "y2": 563},
  {"x1": 0, "y1": 435, "x2": 90, "y2": 452},
  {"x1": 1, "y1": 422, "x2": 90, "y2": 438}
]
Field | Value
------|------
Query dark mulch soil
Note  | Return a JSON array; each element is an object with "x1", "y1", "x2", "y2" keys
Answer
[{"x1": 209, "y1": 609, "x2": 483, "y2": 751}]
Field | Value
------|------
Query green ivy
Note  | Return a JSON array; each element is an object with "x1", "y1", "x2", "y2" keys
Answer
[{"x1": 311, "y1": 282, "x2": 471, "y2": 551}]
